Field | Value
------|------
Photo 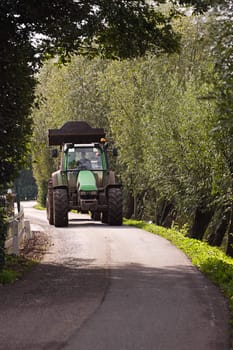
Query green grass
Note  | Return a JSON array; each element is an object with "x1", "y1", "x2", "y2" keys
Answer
[
  {"x1": 33, "y1": 203, "x2": 45, "y2": 210},
  {"x1": 0, "y1": 269, "x2": 21, "y2": 284},
  {"x1": 125, "y1": 219, "x2": 233, "y2": 324},
  {"x1": 0, "y1": 255, "x2": 36, "y2": 285}
]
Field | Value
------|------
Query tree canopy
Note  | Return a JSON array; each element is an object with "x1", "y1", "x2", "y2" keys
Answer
[
  {"x1": 31, "y1": 10, "x2": 233, "y2": 256},
  {"x1": 0, "y1": 0, "x2": 216, "y2": 189}
]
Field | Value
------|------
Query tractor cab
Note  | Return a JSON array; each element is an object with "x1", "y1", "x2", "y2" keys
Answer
[{"x1": 64, "y1": 144, "x2": 106, "y2": 171}]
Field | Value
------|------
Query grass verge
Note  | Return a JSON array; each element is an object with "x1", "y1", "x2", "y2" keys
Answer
[
  {"x1": 0, "y1": 231, "x2": 49, "y2": 285},
  {"x1": 0, "y1": 255, "x2": 36, "y2": 284},
  {"x1": 33, "y1": 203, "x2": 45, "y2": 210},
  {"x1": 125, "y1": 219, "x2": 233, "y2": 325}
]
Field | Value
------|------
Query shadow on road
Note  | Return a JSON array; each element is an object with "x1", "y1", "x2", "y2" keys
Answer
[
  {"x1": 0, "y1": 257, "x2": 229, "y2": 350},
  {"x1": 65, "y1": 218, "x2": 132, "y2": 230}
]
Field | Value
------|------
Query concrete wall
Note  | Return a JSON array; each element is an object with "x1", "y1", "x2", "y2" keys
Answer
[{"x1": 5, "y1": 206, "x2": 32, "y2": 255}]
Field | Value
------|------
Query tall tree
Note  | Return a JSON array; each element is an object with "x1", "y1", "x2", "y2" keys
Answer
[
  {"x1": 31, "y1": 57, "x2": 109, "y2": 205},
  {"x1": 0, "y1": 0, "x2": 183, "y2": 190},
  {"x1": 209, "y1": 1, "x2": 233, "y2": 255}
]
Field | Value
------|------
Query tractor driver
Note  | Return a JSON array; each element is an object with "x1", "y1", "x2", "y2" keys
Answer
[{"x1": 76, "y1": 151, "x2": 92, "y2": 169}]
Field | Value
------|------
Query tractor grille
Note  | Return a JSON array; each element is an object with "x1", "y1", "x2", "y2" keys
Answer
[{"x1": 80, "y1": 191, "x2": 97, "y2": 199}]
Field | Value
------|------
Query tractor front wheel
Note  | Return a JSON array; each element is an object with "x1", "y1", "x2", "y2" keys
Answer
[
  {"x1": 53, "y1": 188, "x2": 68, "y2": 227},
  {"x1": 108, "y1": 188, "x2": 123, "y2": 226}
]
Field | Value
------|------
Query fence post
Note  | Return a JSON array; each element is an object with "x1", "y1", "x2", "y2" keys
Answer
[{"x1": 13, "y1": 219, "x2": 19, "y2": 255}]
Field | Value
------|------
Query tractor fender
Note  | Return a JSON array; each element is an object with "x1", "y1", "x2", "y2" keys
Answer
[
  {"x1": 107, "y1": 171, "x2": 116, "y2": 185},
  {"x1": 105, "y1": 171, "x2": 122, "y2": 196},
  {"x1": 51, "y1": 170, "x2": 68, "y2": 188}
]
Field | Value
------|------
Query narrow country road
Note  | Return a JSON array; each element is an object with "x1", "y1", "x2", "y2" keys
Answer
[{"x1": 0, "y1": 201, "x2": 230, "y2": 350}]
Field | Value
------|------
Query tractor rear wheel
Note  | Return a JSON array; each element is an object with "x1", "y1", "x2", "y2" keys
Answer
[
  {"x1": 91, "y1": 211, "x2": 101, "y2": 221},
  {"x1": 53, "y1": 188, "x2": 68, "y2": 227},
  {"x1": 101, "y1": 211, "x2": 108, "y2": 224},
  {"x1": 107, "y1": 188, "x2": 123, "y2": 225},
  {"x1": 46, "y1": 189, "x2": 54, "y2": 225}
]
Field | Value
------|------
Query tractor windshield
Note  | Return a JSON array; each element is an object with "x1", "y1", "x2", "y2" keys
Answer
[{"x1": 66, "y1": 146, "x2": 105, "y2": 170}]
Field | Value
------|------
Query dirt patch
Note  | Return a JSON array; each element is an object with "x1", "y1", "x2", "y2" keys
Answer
[
  {"x1": 1, "y1": 231, "x2": 50, "y2": 284},
  {"x1": 20, "y1": 231, "x2": 50, "y2": 262}
]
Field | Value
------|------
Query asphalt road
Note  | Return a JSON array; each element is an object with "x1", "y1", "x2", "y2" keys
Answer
[{"x1": 0, "y1": 201, "x2": 230, "y2": 350}]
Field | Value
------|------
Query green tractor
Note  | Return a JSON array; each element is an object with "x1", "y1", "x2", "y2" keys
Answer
[{"x1": 46, "y1": 121, "x2": 123, "y2": 227}]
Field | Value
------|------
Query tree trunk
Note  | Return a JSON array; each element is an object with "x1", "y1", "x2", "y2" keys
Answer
[
  {"x1": 189, "y1": 206, "x2": 214, "y2": 240},
  {"x1": 0, "y1": 209, "x2": 7, "y2": 270},
  {"x1": 161, "y1": 202, "x2": 175, "y2": 228},
  {"x1": 155, "y1": 200, "x2": 175, "y2": 228},
  {"x1": 123, "y1": 190, "x2": 134, "y2": 219},
  {"x1": 225, "y1": 165, "x2": 233, "y2": 256},
  {"x1": 131, "y1": 192, "x2": 145, "y2": 220},
  {"x1": 208, "y1": 207, "x2": 230, "y2": 247},
  {"x1": 135, "y1": 192, "x2": 146, "y2": 220},
  {"x1": 226, "y1": 201, "x2": 233, "y2": 257}
]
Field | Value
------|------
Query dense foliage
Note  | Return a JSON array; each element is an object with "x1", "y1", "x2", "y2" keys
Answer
[
  {"x1": 208, "y1": 1, "x2": 233, "y2": 255},
  {"x1": 0, "y1": 0, "x2": 183, "y2": 190},
  {"x1": 31, "y1": 12, "x2": 233, "y2": 256},
  {"x1": 15, "y1": 169, "x2": 37, "y2": 201}
]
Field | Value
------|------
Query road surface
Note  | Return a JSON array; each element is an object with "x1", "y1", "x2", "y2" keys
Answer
[{"x1": 0, "y1": 201, "x2": 230, "y2": 349}]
